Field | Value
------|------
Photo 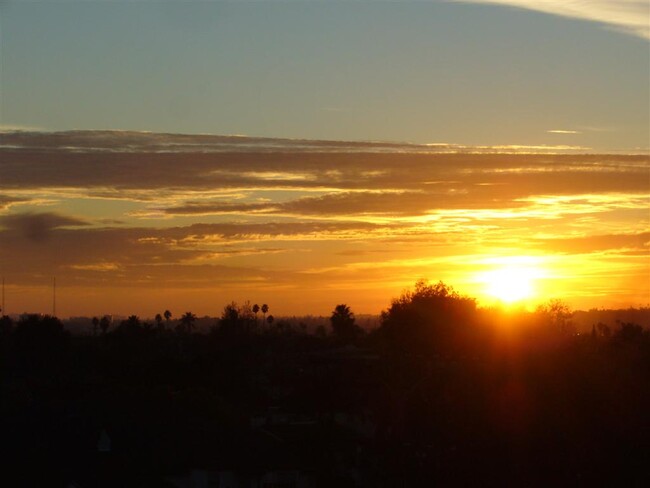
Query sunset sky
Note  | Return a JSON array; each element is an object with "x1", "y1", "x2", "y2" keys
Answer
[{"x1": 0, "y1": 1, "x2": 648, "y2": 317}]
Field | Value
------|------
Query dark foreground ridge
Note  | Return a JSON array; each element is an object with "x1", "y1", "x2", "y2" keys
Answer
[{"x1": 1, "y1": 281, "x2": 649, "y2": 487}]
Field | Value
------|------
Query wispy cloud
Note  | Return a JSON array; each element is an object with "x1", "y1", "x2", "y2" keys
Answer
[
  {"x1": 453, "y1": 1, "x2": 650, "y2": 39},
  {"x1": 0, "y1": 195, "x2": 29, "y2": 210},
  {"x1": 0, "y1": 123, "x2": 45, "y2": 132},
  {"x1": 547, "y1": 129, "x2": 581, "y2": 134}
]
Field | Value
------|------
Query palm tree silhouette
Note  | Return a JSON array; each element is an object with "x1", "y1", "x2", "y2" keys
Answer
[
  {"x1": 330, "y1": 304, "x2": 358, "y2": 342},
  {"x1": 253, "y1": 304, "x2": 260, "y2": 325},
  {"x1": 180, "y1": 311, "x2": 197, "y2": 334},
  {"x1": 261, "y1": 304, "x2": 269, "y2": 323},
  {"x1": 124, "y1": 315, "x2": 141, "y2": 331}
]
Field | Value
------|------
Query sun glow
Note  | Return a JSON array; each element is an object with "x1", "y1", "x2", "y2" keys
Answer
[{"x1": 476, "y1": 257, "x2": 546, "y2": 305}]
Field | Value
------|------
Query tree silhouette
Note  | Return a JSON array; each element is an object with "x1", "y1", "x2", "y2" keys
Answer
[
  {"x1": 379, "y1": 279, "x2": 477, "y2": 354},
  {"x1": 240, "y1": 301, "x2": 256, "y2": 331},
  {"x1": 218, "y1": 302, "x2": 241, "y2": 336},
  {"x1": 164, "y1": 309, "x2": 172, "y2": 325},
  {"x1": 155, "y1": 313, "x2": 163, "y2": 330},
  {"x1": 112, "y1": 315, "x2": 147, "y2": 339},
  {"x1": 217, "y1": 301, "x2": 258, "y2": 335},
  {"x1": 266, "y1": 314, "x2": 274, "y2": 326},
  {"x1": 126, "y1": 315, "x2": 140, "y2": 327},
  {"x1": 537, "y1": 299, "x2": 573, "y2": 334},
  {"x1": 614, "y1": 322, "x2": 646, "y2": 343},
  {"x1": 261, "y1": 304, "x2": 269, "y2": 322},
  {"x1": 252, "y1": 303, "x2": 260, "y2": 325},
  {"x1": 180, "y1": 311, "x2": 197, "y2": 334},
  {"x1": 0, "y1": 314, "x2": 13, "y2": 338},
  {"x1": 99, "y1": 315, "x2": 112, "y2": 335},
  {"x1": 13, "y1": 314, "x2": 69, "y2": 367},
  {"x1": 330, "y1": 304, "x2": 360, "y2": 343},
  {"x1": 92, "y1": 316, "x2": 100, "y2": 336},
  {"x1": 596, "y1": 321, "x2": 611, "y2": 338},
  {"x1": 115, "y1": 315, "x2": 142, "y2": 335}
]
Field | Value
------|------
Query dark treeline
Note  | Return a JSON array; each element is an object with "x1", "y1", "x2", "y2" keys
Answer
[{"x1": 0, "y1": 281, "x2": 649, "y2": 487}]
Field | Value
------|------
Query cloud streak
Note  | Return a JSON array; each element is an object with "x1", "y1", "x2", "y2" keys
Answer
[
  {"x1": 0, "y1": 194, "x2": 28, "y2": 210},
  {"x1": 454, "y1": 0, "x2": 650, "y2": 39},
  {"x1": 547, "y1": 129, "x2": 580, "y2": 134}
]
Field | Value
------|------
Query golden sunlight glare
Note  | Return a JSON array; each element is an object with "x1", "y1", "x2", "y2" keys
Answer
[{"x1": 476, "y1": 257, "x2": 546, "y2": 305}]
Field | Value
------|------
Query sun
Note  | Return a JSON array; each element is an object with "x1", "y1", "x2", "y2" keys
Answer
[
  {"x1": 484, "y1": 267, "x2": 535, "y2": 303},
  {"x1": 475, "y1": 257, "x2": 545, "y2": 305}
]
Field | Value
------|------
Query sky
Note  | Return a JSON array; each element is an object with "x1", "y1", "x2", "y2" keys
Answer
[
  {"x1": 1, "y1": 0, "x2": 649, "y2": 150},
  {"x1": 0, "y1": 1, "x2": 648, "y2": 317}
]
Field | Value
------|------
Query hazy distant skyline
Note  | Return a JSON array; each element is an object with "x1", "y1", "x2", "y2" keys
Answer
[{"x1": 1, "y1": 1, "x2": 648, "y2": 151}]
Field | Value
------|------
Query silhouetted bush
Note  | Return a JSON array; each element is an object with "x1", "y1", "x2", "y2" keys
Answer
[
  {"x1": 10, "y1": 314, "x2": 70, "y2": 376},
  {"x1": 379, "y1": 280, "x2": 477, "y2": 355}
]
